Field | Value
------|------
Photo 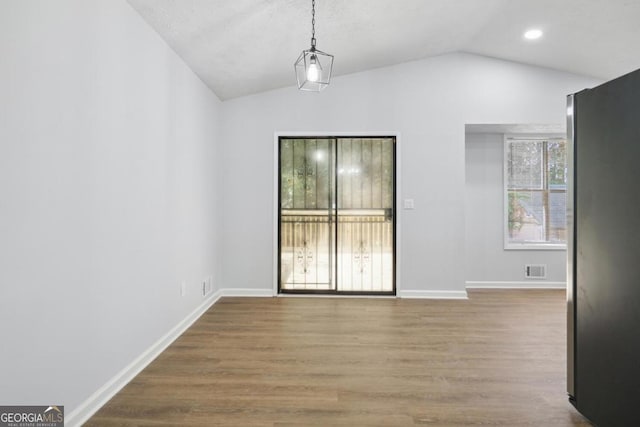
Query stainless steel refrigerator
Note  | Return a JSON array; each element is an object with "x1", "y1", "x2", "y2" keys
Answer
[{"x1": 567, "y1": 68, "x2": 640, "y2": 426}]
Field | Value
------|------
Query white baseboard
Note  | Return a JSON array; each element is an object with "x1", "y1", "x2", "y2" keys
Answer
[
  {"x1": 398, "y1": 289, "x2": 468, "y2": 299},
  {"x1": 466, "y1": 281, "x2": 566, "y2": 289},
  {"x1": 221, "y1": 288, "x2": 274, "y2": 297},
  {"x1": 65, "y1": 290, "x2": 223, "y2": 427}
]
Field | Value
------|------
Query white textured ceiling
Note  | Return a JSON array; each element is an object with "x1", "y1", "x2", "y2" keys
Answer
[{"x1": 127, "y1": 0, "x2": 640, "y2": 100}]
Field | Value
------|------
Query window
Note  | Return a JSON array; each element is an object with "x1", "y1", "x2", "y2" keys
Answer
[{"x1": 504, "y1": 136, "x2": 567, "y2": 249}]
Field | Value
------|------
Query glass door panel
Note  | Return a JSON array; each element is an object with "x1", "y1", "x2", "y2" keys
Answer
[
  {"x1": 279, "y1": 138, "x2": 334, "y2": 291},
  {"x1": 336, "y1": 138, "x2": 394, "y2": 292}
]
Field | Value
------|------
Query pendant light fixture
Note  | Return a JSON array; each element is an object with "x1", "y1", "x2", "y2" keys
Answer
[{"x1": 294, "y1": 0, "x2": 333, "y2": 91}]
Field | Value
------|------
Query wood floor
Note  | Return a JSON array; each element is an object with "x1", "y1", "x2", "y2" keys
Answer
[{"x1": 88, "y1": 290, "x2": 592, "y2": 426}]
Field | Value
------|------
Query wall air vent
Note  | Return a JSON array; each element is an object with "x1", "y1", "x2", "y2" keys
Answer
[{"x1": 525, "y1": 264, "x2": 547, "y2": 279}]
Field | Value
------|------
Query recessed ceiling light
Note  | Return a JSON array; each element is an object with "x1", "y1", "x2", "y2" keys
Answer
[{"x1": 524, "y1": 29, "x2": 543, "y2": 40}]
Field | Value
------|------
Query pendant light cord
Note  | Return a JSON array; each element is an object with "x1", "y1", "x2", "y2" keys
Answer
[{"x1": 311, "y1": 0, "x2": 316, "y2": 49}]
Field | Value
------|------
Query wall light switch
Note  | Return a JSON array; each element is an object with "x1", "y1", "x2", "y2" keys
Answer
[
  {"x1": 403, "y1": 199, "x2": 415, "y2": 210},
  {"x1": 180, "y1": 281, "x2": 186, "y2": 297}
]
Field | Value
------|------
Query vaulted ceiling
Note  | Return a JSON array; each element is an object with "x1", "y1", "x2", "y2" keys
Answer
[{"x1": 127, "y1": 0, "x2": 640, "y2": 100}]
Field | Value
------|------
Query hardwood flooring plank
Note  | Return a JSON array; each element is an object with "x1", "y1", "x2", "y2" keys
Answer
[{"x1": 88, "y1": 290, "x2": 592, "y2": 426}]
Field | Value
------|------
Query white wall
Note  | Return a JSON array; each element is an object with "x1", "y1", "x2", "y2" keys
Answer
[
  {"x1": 220, "y1": 53, "x2": 600, "y2": 296},
  {"x1": 465, "y1": 132, "x2": 566, "y2": 286},
  {"x1": 0, "y1": 0, "x2": 221, "y2": 418}
]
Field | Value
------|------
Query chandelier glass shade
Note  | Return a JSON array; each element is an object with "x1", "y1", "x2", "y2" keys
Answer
[{"x1": 294, "y1": 0, "x2": 333, "y2": 91}]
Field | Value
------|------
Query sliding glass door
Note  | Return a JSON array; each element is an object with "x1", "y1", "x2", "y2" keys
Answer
[{"x1": 278, "y1": 137, "x2": 395, "y2": 294}]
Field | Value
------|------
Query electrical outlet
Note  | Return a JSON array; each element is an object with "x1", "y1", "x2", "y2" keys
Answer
[
  {"x1": 202, "y1": 276, "x2": 214, "y2": 296},
  {"x1": 180, "y1": 281, "x2": 186, "y2": 297}
]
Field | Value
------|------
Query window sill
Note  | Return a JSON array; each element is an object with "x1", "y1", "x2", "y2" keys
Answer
[{"x1": 504, "y1": 243, "x2": 567, "y2": 251}]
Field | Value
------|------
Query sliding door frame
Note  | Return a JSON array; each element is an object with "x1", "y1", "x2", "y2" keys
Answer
[{"x1": 273, "y1": 132, "x2": 402, "y2": 297}]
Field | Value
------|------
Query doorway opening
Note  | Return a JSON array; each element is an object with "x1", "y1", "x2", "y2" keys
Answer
[{"x1": 278, "y1": 136, "x2": 396, "y2": 295}]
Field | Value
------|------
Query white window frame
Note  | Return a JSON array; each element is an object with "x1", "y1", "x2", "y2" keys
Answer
[{"x1": 503, "y1": 134, "x2": 567, "y2": 251}]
